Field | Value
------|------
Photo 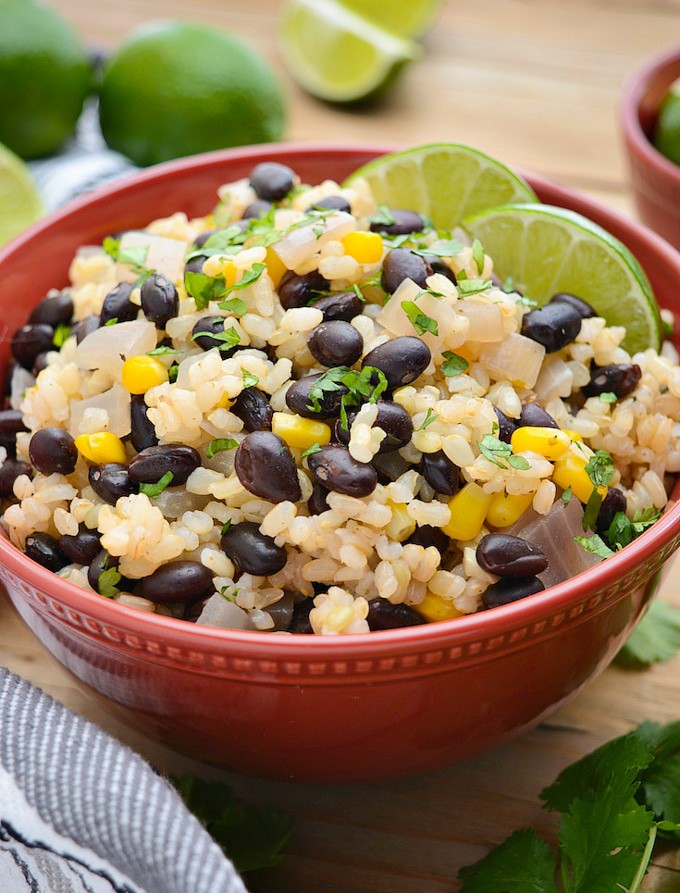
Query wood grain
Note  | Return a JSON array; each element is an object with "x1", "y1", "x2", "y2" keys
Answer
[{"x1": 4, "y1": 0, "x2": 680, "y2": 889}]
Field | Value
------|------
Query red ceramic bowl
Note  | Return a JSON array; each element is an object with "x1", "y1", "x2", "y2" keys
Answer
[
  {"x1": 621, "y1": 45, "x2": 680, "y2": 251},
  {"x1": 1, "y1": 143, "x2": 680, "y2": 783}
]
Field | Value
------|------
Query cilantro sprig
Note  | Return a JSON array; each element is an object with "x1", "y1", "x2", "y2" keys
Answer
[
  {"x1": 206, "y1": 438, "x2": 238, "y2": 459},
  {"x1": 139, "y1": 471, "x2": 174, "y2": 497},
  {"x1": 306, "y1": 364, "x2": 388, "y2": 430},
  {"x1": 103, "y1": 237, "x2": 155, "y2": 286},
  {"x1": 581, "y1": 450, "x2": 615, "y2": 532},
  {"x1": 478, "y1": 434, "x2": 531, "y2": 470}
]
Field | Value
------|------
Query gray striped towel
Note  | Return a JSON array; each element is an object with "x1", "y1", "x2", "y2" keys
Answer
[{"x1": 0, "y1": 668, "x2": 249, "y2": 893}]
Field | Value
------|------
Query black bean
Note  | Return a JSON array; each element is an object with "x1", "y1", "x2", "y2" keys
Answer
[
  {"x1": 75, "y1": 315, "x2": 100, "y2": 343},
  {"x1": 308, "y1": 320, "x2": 363, "y2": 367},
  {"x1": 581, "y1": 363, "x2": 642, "y2": 399},
  {"x1": 278, "y1": 270, "x2": 329, "y2": 311},
  {"x1": 234, "y1": 431, "x2": 302, "y2": 503},
  {"x1": 306, "y1": 195, "x2": 351, "y2": 214},
  {"x1": 28, "y1": 292, "x2": 73, "y2": 326},
  {"x1": 221, "y1": 521, "x2": 287, "y2": 576},
  {"x1": 141, "y1": 560, "x2": 214, "y2": 605},
  {"x1": 307, "y1": 444, "x2": 377, "y2": 497},
  {"x1": 0, "y1": 459, "x2": 31, "y2": 498},
  {"x1": 25, "y1": 532, "x2": 69, "y2": 572},
  {"x1": 184, "y1": 255, "x2": 207, "y2": 276},
  {"x1": 518, "y1": 402, "x2": 559, "y2": 429},
  {"x1": 420, "y1": 255, "x2": 457, "y2": 284},
  {"x1": 100, "y1": 282, "x2": 137, "y2": 325},
  {"x1": 370, "y1": 209, "x2": 425, "y2": 235},
  {"x1": 549, "y1": 292, "x2": 596, "y2": 318},
  {"x1": 367, "y1": 598, "x2": 427, "y2": 630},
  {"x1": 128, "y1": 444, "x2": 201, "y2": 486},
  {"x1": 520, "y1": 302, "x2": 582, "y2": 353},
  {"x1": 421, "y1": 450, "x2": 460, "y2": 495},
  {"x1": 32, "y1": 353, "x2": 50, "y2": 375},
  {"x1": 381, "y1": 248, "x2": 432, "y2": 293},
  {"x1": 286, "y1": 372, "x2": 348, "y2": 419},
  {"x1": 0, "y1": 409, "x2": 27, "y2": 454},
  {"x1": 58, "y1": 527, "x2": 101, "y2": 565},
  {"x1": 312, "y1": 290, "x2": 363, "y2": 322},
  {"x1": 362, "y1": 336, "x2": 431, "y2": 389},
  {"x1": 242, "y1": 199, "x2": 273, "y2": 219},
  {"x1": 307, "y1": 481, "x2": 329, "y2": 515},
  {"x1": 288, "y1": 598, "x2": 314, "y2": 634},
  {"x1": 482, "y1": 575, "x2": 545, "y2": 609},
  {"x1": 494, "y1": 407, "x2": 517, "y2": 444},
  {"x1": 334, "y1": 400, "x2": 413, "y2": 453},
  {"x1": 89, "y1": 463, "x2": 138, "y2": 505},
  {"x1": 140, "y1": 273, "x2": 179, "y2": 328},
  {"x1": 183, "y1": 597, "x2": 209, "y2": 622},
  {"x1": 477, "y1": 534, "x2": 548, "y2": 577},
  {"x1": 596, "y1": 487, "x2": 627, "y2": 537},
  {"x1": 88, "y1": 549, "x2": 133, "y2": 595},
  {"x1": 249, "y1": 162, "x2": 296, "y2": 201},
  {"x1": 191, "y1": 317, "x2": 240, "y2": 357},
  {"x1": 11, "y1": 324, "x2": 54, "y2": 369},
  {"x1": 405, "y1": 525, "x2": 450, "y2": 554},
  {"x1": 231, "y1": 387, "x2": 273, "y2": 432},
  {"x1": 130, "y1": 395, "x2": 159, "y2": 452},
  {"x1": 192, "y1": 228, "x2": 219, "y2": 248},
  {"x1": 29, "y1": 427, "x2": 77, "y2": 475}
]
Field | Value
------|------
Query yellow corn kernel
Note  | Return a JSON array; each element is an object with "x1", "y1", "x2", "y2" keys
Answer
[
  {"x1": 202, "y1": 256, "x2": 237, "y2": 287},
  {"x1": 265, "y1": 246, "x2": 287, "y2": 288},
  {"x1": 272, "y1": 412, "x2": 331, "y2": 451},
  {"x1": 486, "y1": 491, "x2": 534, "y2": 528},
  {"x1": 216, "y1": 392, "x2": 233, "y2": 409},
  {"x1": 384, "y1": 503, "x2": 417, "y2": 542},
  {"x1": 553, "y1": 450, "x2": 607, "y2": 504},
  {"x1": 341, "y1": 231, "x2": 383, "y2": 265},
  {"x1": 417, "y1": 592, "x2": 464, "y2": 623},
  {"x1": 75, "y1": 432, "x2": 127, "y2": 465},
  {"x1": 442, "y1": 482, "x2": 494, "y2": 542},
  {"x1": 561, "y1": 428, "x2": 583, "y2": 443},
  {"x1": 121, "y1": 355, "x2": 169, "y2": 394},
  {"x1": 510, "y1": 425, "x2": 571, "y2": 460}
]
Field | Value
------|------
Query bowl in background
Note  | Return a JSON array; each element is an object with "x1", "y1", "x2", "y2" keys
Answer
[
  {"x1": 621, "y1": 45, "x2": 680, "y2": 251},
  {"x1": 1, "y1": 143, "x2": 680, "y2": 783}
]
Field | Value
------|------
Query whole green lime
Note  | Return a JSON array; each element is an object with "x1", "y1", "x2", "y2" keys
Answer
[
  {"x1": 653, "y1": 81, "x2": 680, "y2": 167},
  {"x1": 99, "y1": 21, "x2": 286, "y2": 167},
  {"x1": 0, "y1": 0, "x2": 91, "y2": 159}
]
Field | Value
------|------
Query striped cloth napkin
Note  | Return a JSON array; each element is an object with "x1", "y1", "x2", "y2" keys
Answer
[{"x1": 0, "y1": 668, "x2": 249, "y2": 893}]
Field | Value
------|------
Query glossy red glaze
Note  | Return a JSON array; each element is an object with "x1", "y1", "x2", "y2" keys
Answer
[
  {"x1": 1, "y1": 144, "x2": 679, "y2": 782},
  {"x1": 621, "y1": 46, "x2": 680, "y2": 251}
]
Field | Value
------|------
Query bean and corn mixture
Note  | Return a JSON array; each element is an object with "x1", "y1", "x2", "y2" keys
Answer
[{"x1": 2, "y1": 161, "x2": 679, "y2": 634}]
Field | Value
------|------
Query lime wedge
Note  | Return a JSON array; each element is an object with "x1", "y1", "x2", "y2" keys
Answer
[
  {"x1": 340, "y1": 0, "x2": 443, "y2": 37},
  {"x1": 464, "y1": 203, "x2": 661, "y2": 353},
  {"x1": 0, "y1": 141, "x2": 43, "y2": 247},
  {"x1": 344, "y1": 143, "x2": 537, "y2": 228},
  {"x1": 278, "y1": 0, "x2": 420, "y2": 103}
]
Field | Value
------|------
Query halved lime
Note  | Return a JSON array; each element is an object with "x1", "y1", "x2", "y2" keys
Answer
[
  {"x1": 0, "y1": 142, "x2": 43, "y2": 248},
  {"x1": 344, "y1": 143, "x2": 537, "y2": 228},
  {"x1": 340, "y1": 0, "x2": 443, "y2": 38},
  {"x1": 278, "y1": 0, "x2": 420, "y2": 103},
  {"x1": 464, "y1": 203, "x2": 661, "y2": 353}
]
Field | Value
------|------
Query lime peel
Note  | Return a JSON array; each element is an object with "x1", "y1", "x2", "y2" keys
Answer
[{"x1": 0, "y1": 142, "x2": 44, "y2": 248}]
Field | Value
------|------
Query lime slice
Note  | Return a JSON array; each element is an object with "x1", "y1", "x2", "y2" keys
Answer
[
  {"x1": 653, "y1": 79, "x2": 680, "y2": 167},
  {"x1": 344, "y1": 143, "x2": 537, "y2": 228},
  {"x1": 0, "y1": 141, "x2": 43, "y2": 248},
  {"x1": 278, "y1": 0, "x2": 420, "y2": 103},
  {"x1": 340, "y1": 0, "x2": 443, "y2": 38},
  {"x1": 464, "y1": 203, "x2": 661, "y2": 353}
]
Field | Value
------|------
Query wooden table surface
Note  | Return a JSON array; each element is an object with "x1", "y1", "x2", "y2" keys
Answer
[{"x1": 3, "y1": 1, "x2": 680, "y2": 890}]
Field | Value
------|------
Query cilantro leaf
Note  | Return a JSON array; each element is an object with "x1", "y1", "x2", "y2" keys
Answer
[
  {"x1": 206, "y1": 438, "x2": 238, "y2": 459},
  {"x1": 599, "y1": 391, "x2": 617, "y2": 404},
  {"x1": 572, "y1": 533, "x2": 614, "y2": 558},
  {"x1": 471, "y1": 238, "x2": 485, "y2": 275},
  {"x1": 616, "y1": 600, "x2": 680, "y2": 668},
  {"x1": 582, "y1": 488, "x2": 603, "y2": 533},
  {"x1": 458, "y1": 278, "x2": 492, "y2": 296},
  {"x1": 415, "y1": 237, "x2": 463, "y2": 258},
  {"x1": 139, "y1": 471, "x2": 174, "y2": 497},
  {"x1": 636, "y1": 720, "x2": 680, "y2": 835},
  {"x1": 219, "y1": 297, "x2": 247, "y2": 317},
  {"x1": 171, "y1": 775, "x2": 292, "y2": 873},
  {"x1": 606, "y1": 508, "x2": 661, "y2": 550},
  {"x1": 52, "y1": 323, "x2": 71, "y2": 348},
  {"x1": 415, "y1": 408, "x2": 438, "y2": 431},
  {"x1": 168, "y1": 364, "x2": 179, "y2": 383},
  {"x1": 301, "y1": 442, "x2": 322, "y2": 458},
  {"x1": 401, "y1": 300, "x2": 438, "y2": 336},
  {"x1": 562, "y1": 486, "x2": 572, "y2": 505},
  {"x1": 241, "y1": 368, "x2": 259, "y2": 388},
  {"x1": 441, "y1": 351, "x2": 468, "y2": 377},
  {"x1": 184, "y1": 271, "x2": 228, "y2": 310},
  {"x1": 507, "y1": 454, "x2": 531, "y2": 470},
  {"x1": 218, "y1": 262, "x2": 265, "y2": 303},
  {"x1": 458, "y1": 829, "x2": 558, "y2": 892},
  {"x1": 147, "y1": 345, "x2": 178, "y2": 356},
  {"x1": 368, "y1": 205, "x2": 396, "y2": 227},
  {"x1": 585, "y1": 450, "x2": 615, "y2": 489},
  {"x1": 306, "y1": 365, "x2": 387, "y2": 425},
  {"x1": 478, "y1": 434, "x2": 513, "y2": 468},
  {"x1": 97, "y1": 566, "x2": 121, "y2": 599}
]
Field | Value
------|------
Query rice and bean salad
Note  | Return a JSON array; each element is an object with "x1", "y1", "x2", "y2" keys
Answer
[{"x1": 2, "y1": 161, "x2": 679, "y2": 635}]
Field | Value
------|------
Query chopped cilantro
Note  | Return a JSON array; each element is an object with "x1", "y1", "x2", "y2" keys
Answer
[
  {"x1": 241, "y1": 369, "x2": 259, "y2": 388},
  {"x1": 585, "y1": 450, "x2": 615, "y2": 489},
  {"x1": 516, "y1": 293, "x2": 538, "y2": 308},
  {"x1": 168, "y1": 364, "x2": 179, "y2": 383},
  {"x1": 103, "y1": 237, "x2": 154, "y2": 285},
  {"x1": 401, "y1": 300, "x2": 438, "y2": 336},
  {"x1": 582, "y1": 488, "x2": 604, "y2": 533},
  {"x1": 599, "y1": 391, "x2": 618, "y2": 404},
  {"x1": 219, "y1": 263, "x2": 265, "y2": 303},
  {"x1": 415, "y1": 237, "x2": 463, "y2": 258},
  {"x1": 562, "y1": 485, "x2": 572, "y2": 505},
  {"x1": 441, "y1": 351, "x2": 469, "y2": 377},
  {"x1": 471, "y1": 238, "x2": 485, "y2": 275},
  {"x1": 104, "y1": 317, "x2": 118, "y2": 327},
  {"x1": 147, "y1": 346, "x2": 178, "y2": 356},
  {"x1": 97, "y1": 566, "x2": 121, "y2": 599},
  {"x1": 139, "y1": 471, "x2": 174, "y2": 497},
  {"x1": 507, "y1": 454, "x2": 531, "y2": 470},
  {"x1": 206, "y1": 438, "x2": 238, "y2": 459},
  {"x1": 663, "y1": 315, "x2": 675, "y2": 339},
  {"x1": 457, "y1": 278, "x2": 492, "y2": 296},
  {"x1": 415, "y1": 408, "x2": 438, "y2": 431},
  {"x1": 368, "y1": 205, "x2": 396, "y2": 227},
  {"x1": 607, "y1": 507, "x2": 661, "y2": 550},
  {"x1": 219, "y1": 584, "x2": 240, "y2": 603},
  {"x1": 352, "y1": 283, "x2": 365, "y2": 302},
  {"x1": 306, "y1": 364, "x2": 388, "y2": 431},
  {"x1": 301, "y1": 442, "x2": 323, "y2": 458},
  {"x1": 501, "y1": 275, "x2": 516, "y2": 293},
  {"x1": 572, "y1": 533, "x2": 614, "y2": 558},
  {"x1": 190, "y1": 324, "x2": 241, "y2": 352},
  {"x1": 184, "y1": 271, "x2": 229, "y2": 310},
  {"x1": 478, "y1": 434, "x2": 513, "y2": 468},
  {"x1": 219, "y1": 297, "x2": 248, "y2": 317},
  {"x1": 52, "y1": 323, "x2": 71, "y2": 348}
]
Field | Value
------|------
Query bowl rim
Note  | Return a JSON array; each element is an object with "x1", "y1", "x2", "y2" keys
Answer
[
  {"x1": 621, "y1": 44, "x2": 680, "y2": 183},
  {"x1": 1, "y1": 140, "x2": 679, "y2": 656}
]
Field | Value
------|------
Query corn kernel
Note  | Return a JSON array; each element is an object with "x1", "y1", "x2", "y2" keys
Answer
[
  {"x1": 272, "y1": 412, "x2": 331, "y2": 451},
  {"x1": 202, "y1": 256, "x2": 237, "y2": 287},
  {"x1": 216, "y1": 392, "x2": 233, "y2": 409},
  {"x1": 122, "y1": 355, "x2": 169, "y2": 394},
  {"x1": 561, "y1": 428, "x2": 583, "y2": 443},
  {"x1": 265, "y1": 246, "x2": 287, "y2": 288},
  {"x1": 510, "y1": 425, "x2": 571, "y2": 460},
  {"x1": 384, "y1": 503, "x2": 417, "y2": 542},
  {"x1": 75, "y1": 432, "x2": 127, "y2": 465},
  {"x1": 341, "y1": 231, "x2": 383, "y2": 265},
  {"x1": 442, "y1": 482, "x2": 494, "y2": 541},
  {"x1": 553, "y1": 450, "x2": 607, "y2": 504},
  {"x1": 417, "y1": 592, "x2": 464, "y2": 623},
  {"x1": 486, "y1": 491, "x2": 534, "y2": 528}
]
